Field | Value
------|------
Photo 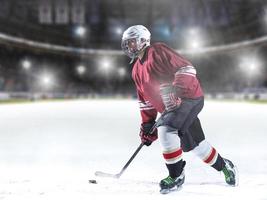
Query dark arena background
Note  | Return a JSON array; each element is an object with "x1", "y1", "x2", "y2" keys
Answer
[{"x1": 0, "y1": 0, "x2": 267, "y2": 101}]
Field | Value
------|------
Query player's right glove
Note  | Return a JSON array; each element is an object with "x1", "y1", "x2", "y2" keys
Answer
[
  {"x1": 139, "y1": 121, "x2": 158, "y2": 146},
  {"x1": 160, "y1": 83, "x2": 182, "y2": 112}
]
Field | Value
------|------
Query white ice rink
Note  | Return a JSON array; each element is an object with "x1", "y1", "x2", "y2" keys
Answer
[{"x1": 0, "y1": 99, "x2": 266, "y2": 200}]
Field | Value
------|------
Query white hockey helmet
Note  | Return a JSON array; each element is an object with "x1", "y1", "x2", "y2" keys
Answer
[{"x1": 121, "y1": 25, "x2": 151, "y2": 59}]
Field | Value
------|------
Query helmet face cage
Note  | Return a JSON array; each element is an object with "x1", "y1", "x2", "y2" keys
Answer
[
  {"x1": 121, "y1": 25, "x2": 151, "y2": 59},
  {"x1": 121, "y1": 37, "x2": 148, "y2": 59},
  {"x1": 121, "y1": 38, "x2": 138, "y2": 59}
]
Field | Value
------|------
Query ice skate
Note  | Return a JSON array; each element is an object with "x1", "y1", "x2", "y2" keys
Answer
[
  {"x1": 222, "y1": 158, "x2": 238, "y2": 186},
  {"x1": 159, "y1": 170, "x2": 185, "y2": 194}
]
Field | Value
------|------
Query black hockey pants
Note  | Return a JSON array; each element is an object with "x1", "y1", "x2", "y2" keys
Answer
[{"x1": 159, "y1": 96, "x2": 205, "y2": 152}]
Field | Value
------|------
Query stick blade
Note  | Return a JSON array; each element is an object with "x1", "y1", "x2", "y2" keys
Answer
[{"x1": 95, "y1": 171, "x2": 120, "y2": 179}]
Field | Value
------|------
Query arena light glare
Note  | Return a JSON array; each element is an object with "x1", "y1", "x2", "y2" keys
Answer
[
  {"x1": 99, "y1": 57, "x2": 113, "y2": 73},
  {"x1": 76, "y1": 65, "x2": 86, "y2": 75},
  {"x1": 190, "y1": 39, "x2": 202, "y2": 49},
  {"x1": 22, "y1": 59, "x2": 32, "y2": 70},
  {"x1": 185, "y1": 27, "x2": 205, "y2": 50},
  {"x1": 188, "y1": 27, "x2": 199, "y2": 35},
  {"x1": 118, "y1": 67, "x2": 126, "y2": 77},
  {"x1": 74, "y1": 25, "x2": 87, "y2": 37},
  {"x1": 238, "y1": 55, "x2": 262, "y2": 76},
  {"x1": 115, "y1": 26, "x2": 123, "y2": 36},
  {"x1": 40, "y1": 73, "x2": 54, "y2": 88}
]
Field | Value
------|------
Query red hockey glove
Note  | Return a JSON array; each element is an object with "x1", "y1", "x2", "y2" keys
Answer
[
  {"x1": 160, "y1": 83, "x2": 182, "y2": 112},
  {"x1": 139, "y1": 121, "x2": 158, "y2": 146}
]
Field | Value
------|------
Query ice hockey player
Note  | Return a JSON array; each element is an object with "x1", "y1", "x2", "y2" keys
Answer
[{"x1": 121, "y1": 25, "x2": 238, "y2": 194}]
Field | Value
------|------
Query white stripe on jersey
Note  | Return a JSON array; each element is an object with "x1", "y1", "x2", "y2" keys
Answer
[
  {"x1": 175, "y1": 66, "x2": 196, "y2": 77},
  {"x1": 139, "y1": 101, "x2": 155, "y2": 111}
]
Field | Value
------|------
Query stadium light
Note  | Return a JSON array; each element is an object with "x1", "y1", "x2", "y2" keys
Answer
[
  {"x1": 40, "y1": 73, "x2": 54, "y2": 89},
  {"x1": 115, "y1": 26, "x2": 123, "y2": 36},
  {"x1": 238, "y1": 55, "x2": 262, "y2": 76},
  {"x1": 76, "y1": 65, "x2": 86, "y2": 75},
  {"x1": 190, "y1": 39, "x2": 202, "y2": 49},
  {"x1": 118, "y1": 67, "x2": 126, "y2": 78},
  {"x1": 21, "y1": 59, "x2": 32, "y2": 70},
  {"x1": 99, "y1": 57, "x2": 113, "y2": 73},
  {"x1": 185, "y1": 27, "x2": 205, "y2": 50},
  {"x1": 186, "y1": 37, "x2": 204, "y2": 50},
  {"x1": 74, "y1": 25, "x2": 87, "y2": 37}
]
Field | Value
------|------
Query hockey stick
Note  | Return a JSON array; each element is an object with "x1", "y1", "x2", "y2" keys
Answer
[
  {"x1": 95, "y1": 112, "x2": 164, "y2": 179},
  {"x1": 95, "y1": 143, "x2": 144, "y2": 179}
]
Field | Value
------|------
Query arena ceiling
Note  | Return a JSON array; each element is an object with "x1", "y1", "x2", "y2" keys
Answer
[{"x1": 0, "y1": 0, "x2": 267, "y2": 54}]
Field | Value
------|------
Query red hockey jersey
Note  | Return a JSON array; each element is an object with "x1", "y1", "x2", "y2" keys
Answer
[{"x1": 132, "y1": 43, "x2": 203, "y2": 123}]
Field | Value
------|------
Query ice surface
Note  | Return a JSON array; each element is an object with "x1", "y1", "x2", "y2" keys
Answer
[{"x1": 0, "y1": 99, "x2": 267, "y2": 200}]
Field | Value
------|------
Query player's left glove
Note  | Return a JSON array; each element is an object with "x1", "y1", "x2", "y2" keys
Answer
[
  {"x1": 160, "y1": 83, "x2": 182, "y2": 112},
  {"x1": 139, "y1": 121, "x2": 158, "y2": 146}
]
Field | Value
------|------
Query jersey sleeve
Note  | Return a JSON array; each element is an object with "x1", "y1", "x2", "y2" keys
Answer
[
  {"x1": 152, "y1": 43, "x2": 192, "y2": 75},
  {"x1": 152, "y1": 43, "x2": 201, "y2": 98},
  {"x1": 136, "y1": 89, "x2": 157, "y2": 123}
]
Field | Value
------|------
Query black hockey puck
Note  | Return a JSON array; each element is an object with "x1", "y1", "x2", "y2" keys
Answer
[{"x1": 89, "y1": 179, "x2": 97, "y2": 184}]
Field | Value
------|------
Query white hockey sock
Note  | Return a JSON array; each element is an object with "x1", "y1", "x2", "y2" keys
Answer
[
  {"x1": 158, "y1": 126, "x2": 183, "y2": 164},
  {"x1": 192, "y1": 140, "x2": 219, "y2": 166}
]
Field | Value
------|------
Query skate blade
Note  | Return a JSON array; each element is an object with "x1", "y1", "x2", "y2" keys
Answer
[
  {"x1": 160, "y1": 185, "x2": 182, "y2": 194},
  {"x1": 231, "y1": 164, "x2": 239, "y2": 187},
  {"x1": 224, "y1": 161, "x2": 239, "y2": 187}
]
